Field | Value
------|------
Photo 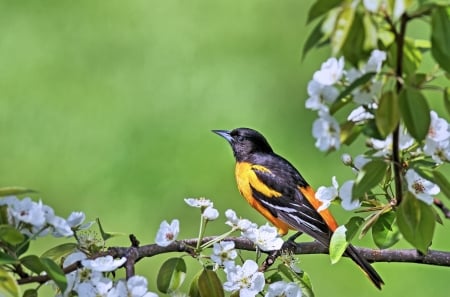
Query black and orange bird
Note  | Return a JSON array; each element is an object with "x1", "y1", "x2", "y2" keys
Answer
[{"x1": 213, "y1": 127, "x2": 384, "y2": 289}]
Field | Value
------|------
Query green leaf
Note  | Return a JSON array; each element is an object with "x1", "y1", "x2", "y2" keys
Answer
[
  {"x1": 329, "y1": 225, "x2": 349, "y2": 264},
  {"x1": 22, "y1": 289, "x2": 38, "y2": 297},
  {"x1": 157, "y1": 257, "x2": 187, "y2": 294},
  {"x1": 406, "y1": 73, "x2": 428, "y2": 88},
  {"x1": 397, "y1": 192, "x2": 435, "y2": 254},
  {"x1": 188, "y1": 270, "x2": 202, "y2": 297},
  {"x1": 41, "y1": 257, "x2": 67, "y2": 293},
  {"x1": 0, "y1": 187, "x2": 36, "y2": 197},
  {"x1": 296, "y1": 270, "x2": 315, "y2": 297},
  {"x1": 307, "y1": 0, "x2": 342, "y2": 23},
  {"x1": 303, "y1": 19, "x2": 325, "y2": 59},
  {"x1": 266, "y1": 272, "x2": 284, "y2": 284},
  {"x1": 331, "y1": 4, "x2": 356, "y2": 55},
  {"x1": 431, "y1": 6, "x2": 450, "y2": 73},
  {"x1": 372, "y1": 211, "x2": 400, "y2": 249},
  {"x1": 41, "y1": 243, "x2": 78, "y2": 262},
  {"x1": 277, "y1": 264, "x2": 315, "y2": 297},
  {"x1": 340, "y1": 121, "x2": 363, "y2": 146},
  {"x1": 363, "y1": 13, "x2": 377, "y2": 50},
  {"x1": 20, "y1": 255, "x2": 45, "y2": 275},
  {"x1": 0, "y1": 268, "x2": 20, "y2": 297},
  {"x1": 0, "y1": 225, "x2": 25, "y2": 246},
  {"x1": 96, "y1": 218, "x2": 123, "y2": 241},
  {"x1": 198, "y1": 269, "x2": 224, "y2": 297},
  {"x1": 375, "y1": 91, "x2": 400, "y2": 138},
  {"x1": 331, "y1": 72, "x2": 376, "y2": 114},
  {"x1": 353, "y1": 159, "x2": 388, "y2": 198},
  {"x1": 388, "y1": 38, "x2": 423, "y2": 75},
  {"x1": 399, "y1": 87, "x2": 431, "y2": 142},
  {"x1": 0, "y1": 252, "x2": 18, "y2": 265},
  {"x1": 341, "y1": 11, "x2": 365, "y2": 66},
  {"x1": 345, "y1": 216, "x2": 365, "y2": 241},
  {"x1": 432, "y1": 170, "x2": 450, "y2": 200}
]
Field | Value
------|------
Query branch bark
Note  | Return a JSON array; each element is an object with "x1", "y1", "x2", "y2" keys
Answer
[{"x1": 16, "y1": 236, "x2": 450, "y2": 286}]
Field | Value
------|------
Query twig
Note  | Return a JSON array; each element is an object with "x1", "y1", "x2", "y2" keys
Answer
[
  {"x1": 15, "y1": 236, "x2": 450, "y2": 286},
  {"x1": 434, "y1": 198, "x2": 450, "y2": 219}
]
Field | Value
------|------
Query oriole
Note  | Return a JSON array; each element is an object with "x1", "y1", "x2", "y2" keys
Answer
[{"x1": 213, "y1": 127, "x2": 384, "y2": 289}]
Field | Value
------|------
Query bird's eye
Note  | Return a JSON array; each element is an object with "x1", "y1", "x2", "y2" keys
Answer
[{"x1": 235, "y1": 135, "x2": 245, "y2": 142}]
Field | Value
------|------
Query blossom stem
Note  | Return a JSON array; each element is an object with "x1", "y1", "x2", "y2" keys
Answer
[
  {"x1": 195, "y1": 217, "x2": 207, "y2": 252},
  {"x1": 200, "y1": 228, "x2": 238, "y2": 250}
]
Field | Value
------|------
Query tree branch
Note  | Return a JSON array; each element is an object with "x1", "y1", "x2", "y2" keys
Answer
[{"x1": 16, "y1": 236, "x2": 450, "y2": 286}]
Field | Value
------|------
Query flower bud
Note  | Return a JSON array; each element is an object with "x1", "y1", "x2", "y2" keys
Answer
[{"x1": 341, "y1": 153, "x2": 353, "y2": 166}]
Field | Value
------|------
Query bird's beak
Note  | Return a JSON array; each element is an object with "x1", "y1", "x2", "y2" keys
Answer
[{"x1": 212, "y1": 129, "x2": 233, "y2": 143}]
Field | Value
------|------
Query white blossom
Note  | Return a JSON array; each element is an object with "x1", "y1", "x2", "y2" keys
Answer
[
  {"x1": 313, "y1": 57, "x2": 345, "y2": 85},
  {"x1": 81, "y1": 256, "x2": 126, "y2": 272},
  {"x1": 315, "y1": 176, "x2": 339, "y2": 212},
  {"x1": 423, "y1": 139, "x2": 450, "y2": 164},
  {"x1": 202, "y1": 206, "x2": 219, "y2": 221},
  {"x1": 312, "y1": 112, "x2": 341, "y2": 151},
  {"x1": 48, "y1": 215, "x2": 73, "y2": 237},
  {"x1": 305, "y1": 80, "x2": 339, "y2": 112},
  {"x1": 339, "y1": 181, "x2": 361, "y2": 210},
  {"x1": 365, "y1": 49, "x2": 387, "y2": 73},
  {"x1": 223, "y1": 260, "x2": 265, "y2": 297},
  {"x1": 225, "y1": 209, "x2": 258, "y2": 232},
  {"x1": 427, "y1": 111, "x2": 450, "y2": 142},
  {"x1": 211, "y1": 241, "x2": 237, "y2": 266},
  {"x1": 265, "y1": 281, "x2": 302, "y2": 297},
  {"x1": 8, "y1": 197, "x2": 46, "y2": 226},
  {"x1": 347, "y1": 105, "x2": 375, "y2": 122},
  {"x1": 155, "y1": 219, "x2": 179, "y2": 247},
  {"x1": 184, "y1": 197, "x2": 213, "y2": 208},
  {"x1": 243, "y1": 224, "x2": 284, "y2": 251},
  {"x1": 405, "y1": 169, "x2": 440, "y2": 205}
]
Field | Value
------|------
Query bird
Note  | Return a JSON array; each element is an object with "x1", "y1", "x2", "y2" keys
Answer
[{"x1": 212, "y1": 127, "x2": 384, "y2": 289}]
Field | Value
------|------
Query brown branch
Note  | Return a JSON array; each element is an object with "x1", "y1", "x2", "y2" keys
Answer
[{"x1": 15, "y1": 236, "x2": 450, "y2": 286}]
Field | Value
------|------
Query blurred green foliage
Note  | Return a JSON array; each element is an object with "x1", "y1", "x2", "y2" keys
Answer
[{"x1": 0, "y1": 1, "x2": 449, "y2": 296}]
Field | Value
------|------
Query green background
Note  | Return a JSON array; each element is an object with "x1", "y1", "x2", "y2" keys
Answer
[{"x1": 1, "y1": 1, "x2": 449, "y2": 296}]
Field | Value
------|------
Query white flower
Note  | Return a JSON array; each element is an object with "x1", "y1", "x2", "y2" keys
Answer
[
  {"x1": 265, "y1": 281, "x2": 302, "y2": 297},
  {"x1": 341, "y1": 153, "x2": 353, "y2": 166},
  {"x1": 211, "y1": 241, "x2": 237, "y2": 266},
  {"x1": 313, "y1": 57, "x2": 345, "y2": 85},
  {"x1": 77, "y1": 277, "x2": 113, "y2": 297},
  {"x1": 405, "y1": 169, "x2": 440, "y2": 205},
  {"x1": 353, "y1": 155, "x2": 370, "y2": 171},
  {"x1": 223, "y1": 260, "x2": 265, "y2": 297},
  {"x1": 202, "y1": 206, "x2": 219, "y2": 221},
  {"x1": 363, "y1": 0, "x2": 382, "y2": 13},
  {"x1": 48, "y1": 215, "x2": 74, "y2": 237},
  {"x1": 127, "y1": 275, "x2": 158, "y2": 297},
  {"x1": 365, "y1": 49, "x2": 387, "y2": 73},
  {"x1": 9, "y1": 197, "x2": 46, "y2": 226},
  {"x1": 67, "y1": 211, "x2": 92, "y2": 230},
  {"x1": 305, "y1": 80, "x2": 339, "y2": 112},
  {"x1": 370, "y1": 129, "x2": 414, "y2": 157},
  {"x1": 243, "y1": 224, "x2": 284, "y2": 251},
  {"x1": 81, "y1": 256, "x2": 126, "y2": 272},
  {"x1": 423, "y1": 139, "x2": 450, "y2": 164},
  {"x1": 427, "y1": 111, "x2": 450, "y2": 142},
  {"x1": 339, "y1": 181, "x2": 361, "y2": 210},
  {"x1": 315, "y1": 176, "x2": 339, "y2": 212},
  {"x1": 352, "y1": 80, "x2": 382, "y2": 105},
  {"x1": 347, "y1": 105, "x2": 375, "y2": 122},
  {"x1": 225, "y1": 209, "x2": 258, "y2": 232},
  {"x1": 312, "y1": 112, "x2": 341, "y2": 152},
  {"x1": 155, "y1": 219, "x2": 179, "y2": 247},
  {"x1": 184, "y1": 197, "x2": 213, "y2": 208}
]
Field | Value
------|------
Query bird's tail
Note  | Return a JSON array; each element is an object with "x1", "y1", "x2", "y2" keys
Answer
[{"x1": 345, "y1": 244, "x2": 384, "y2": 290}]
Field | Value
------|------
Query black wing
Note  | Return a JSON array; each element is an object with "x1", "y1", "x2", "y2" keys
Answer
[{"x1": 249, "y1": 152, "x2": 332, "y2": 246}]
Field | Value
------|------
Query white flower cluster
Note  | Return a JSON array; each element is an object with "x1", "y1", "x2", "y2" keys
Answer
[
  {"x1": 154, "y1": 199, "x2": 298, "y2": 296},
  {"x1": 306, "y1": 50, "x2": 387, "y2": 152},
  {"x1": 0, "y1": 196, "x2": 91, "y2": 238},
  {"x1": 58, "y1": 252, "x2": 157, "y2": 297}
]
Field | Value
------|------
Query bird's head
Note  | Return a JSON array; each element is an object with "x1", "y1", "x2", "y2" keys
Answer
[{"x1": 212, "y1": 127, "x2": 273, "y2": 161}]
